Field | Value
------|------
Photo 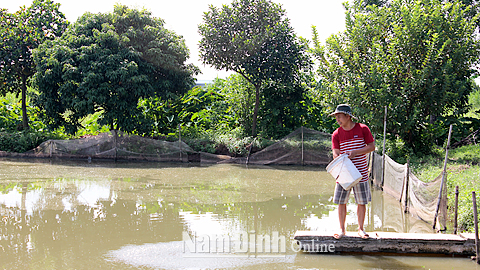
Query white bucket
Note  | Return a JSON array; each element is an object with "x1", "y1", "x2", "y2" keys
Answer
[{"x1": 326, "y1": 153, "x2": 362, "y2": 190}]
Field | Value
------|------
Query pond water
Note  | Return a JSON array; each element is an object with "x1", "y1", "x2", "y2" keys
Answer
[{"x1": 0, "y1": 158, "x2": 478, "y2": 269}]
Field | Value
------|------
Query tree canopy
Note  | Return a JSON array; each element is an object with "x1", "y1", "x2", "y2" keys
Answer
[
  {"x1": 33, "y1": 5, "x2": 199, "y2": 134},
  {"x1": 0, "y1": 0, "x2": 68, "y2": 130},
  {"x1": 312, "y1": 0, "x2": 480, "y2": 153},
  {"x1": 198, "y1": 0, "x2": 310, "y2": 136}
]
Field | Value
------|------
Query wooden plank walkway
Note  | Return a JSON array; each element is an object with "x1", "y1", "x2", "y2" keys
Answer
[{"x1": 294, "y1": 231, "x2": 477, "y2": 256}]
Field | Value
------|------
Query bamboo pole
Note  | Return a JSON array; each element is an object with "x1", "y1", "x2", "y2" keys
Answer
[
  {"x1": 473, "y1": 191, "x2": 479, "y2": 264},
  {"x1": 370, "y1": 134, "x2": 376, "y2": 185},
  {"x1": 178, "y1": 124, "x2": 182, "y2": 162},
  {"x1": 381, "y1": 106, "x2": 387, "y2": 187},
  {"x1": 246, "y1": 137, "x2": 255, "y2": 165},
  {"x1": 49, "y1": 140, "x2": 53, "y2": 158},
  {"x1": 433, "y1": 124, "x2": 452, "y2": 230},
  {"x1": 404, "y1": 160, "x2": 410, "y2": 213},
  {"x1": 454, "y1": 186, "x2": 459, "y2": 234},
  {"x1": 113, "y1": 129, "x2": 117, "y2": 162},
  {"x1": 301, "y1": 126, "x2": 304, "y2": 166}
]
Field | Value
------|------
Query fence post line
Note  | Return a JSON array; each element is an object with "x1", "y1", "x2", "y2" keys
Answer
[
  {"x1": 404, "y1": 160, "x2": 410, "y2": 213},
  {"x1": 381, "y1": 106, "x2": 387, "y2": 187},
  {"x1": 473, "y1": 191, "x2": 479, "y2": 264},
  {"x1": 454, "y1": 186, "x2": 459, "y2": 234},
  {"x1": 433, "y1": 124, "x2": 452, "y2": 230}
]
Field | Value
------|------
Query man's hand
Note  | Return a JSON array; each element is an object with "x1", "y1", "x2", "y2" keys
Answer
[
  {"x1": 346, "y1": 142, "x2": 375, "y2": 159},
  {"x1": 333, "y1": 148, "x2": 341, "y2": 159}
]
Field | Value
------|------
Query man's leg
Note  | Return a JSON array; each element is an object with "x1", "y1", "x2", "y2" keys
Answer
[
  {"x1": 338, "y1": 204, "x2": 347, "y2": 233},
  {"x1": 353, "y1": 181, "x2": 371, "y2": 239},
  {"x1": 333, "y1": 183, "x2": 350, "y2": 239},
  {"x1": 357, "y1": 204, "x2": 366, "y2": 231}
]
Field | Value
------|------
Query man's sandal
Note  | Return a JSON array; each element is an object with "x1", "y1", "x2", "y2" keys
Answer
[
  {"x1": 358, "y1": 229, "x2": 370, "y2": 239},
  {"x1": 333, "y1": 231, "x2": 345, "y2": 239}
]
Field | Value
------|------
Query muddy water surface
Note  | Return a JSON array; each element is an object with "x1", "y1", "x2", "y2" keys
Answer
[{"x1": 0, "y1": 158, "x2": 477, "y2": 269}]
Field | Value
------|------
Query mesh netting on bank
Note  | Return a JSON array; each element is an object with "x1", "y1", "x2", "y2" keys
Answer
[
  {"x1": 370, "y1": 152, "x2": 447, "y2": 230},
  {"x1": 15, "y1": 127, "x2": 333, "y2": 165},
  {"x1": 23, "y1": 132, "x2": 195, "y2": 162},
  {"x1": 243, "y1": 127, "x2": 333, "y2": 165}
]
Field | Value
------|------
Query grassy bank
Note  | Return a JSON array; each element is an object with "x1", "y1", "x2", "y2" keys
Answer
[{"x1": 413, "y1": 144, "x2": 480, "y2": 232}]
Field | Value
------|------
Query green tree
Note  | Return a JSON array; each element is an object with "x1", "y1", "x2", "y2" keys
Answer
[
  {"x1": 0, "y1": 0, "x2": 68, "y2": 130},
  {"x1": 468, "y1": 83, "x2": 480, "y2": 117},
  {"x1": 198, "y1": 0, "x2": 310, "y2": 136},
  {"x1": 139, "y1": 86, "x2": 226, "y2": 136},
  {"x1": 312, "y1": 0, "x2": 480, "y2": 153},
  {"x1": 33, "y1": 5, "x2": 199, "y2": 134},
  {"x1": 206, "y1": 75, "x2": 255, "y2": 135}
]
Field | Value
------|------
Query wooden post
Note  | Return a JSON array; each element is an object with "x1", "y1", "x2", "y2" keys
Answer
[
  {"x1": 301, "y1": 126, "x2": 304, "y2": 166},
  {"x1": 473, "y1": 191, "x2": 479, "y2": 264},
  {"x1": 178, "y1": 124, "x2": 183, "y2": 162},
  {"x1": 404, "y1": 160, "x2": 410, "y2": 213},
  {"x1": 381, "y1": 106, "x2": 387, "y2": 187},
  {"x1": 433, "y1": 124, "x2": 452, "y2": 230},
  {"x1": 370, "y1": 134, "x2": 376, "y2": 185},
  {"x1": 246, "y1": 138, "x2": 255, "y2": 165},
  {"x1": 113, "y1": 129, "x2": 118, "y2": 162},
  {"x1": 454, "y1": 186, "x2": 459, "y2": 234}
]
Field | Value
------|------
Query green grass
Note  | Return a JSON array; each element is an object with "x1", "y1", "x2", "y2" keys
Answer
[
  {"x1": 446, "y1": 164, "x2": 480, "y2": 232},
  {"x1": 413, "y1": 144, "x2": 480, "y2": 232}
]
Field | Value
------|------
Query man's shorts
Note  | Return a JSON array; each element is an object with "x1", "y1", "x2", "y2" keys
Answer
[{"x1": 333, "y1": 181, "x2": 371, "y2": 205}]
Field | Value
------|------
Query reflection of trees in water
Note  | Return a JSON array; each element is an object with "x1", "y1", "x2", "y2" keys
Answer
[
  {"x1": 0, "y1": 178, "x2": 334, "y2": 267},
  {"x1": 0, "y1": 181, "x2": 183, "y2": 269},
  {"x1": 177, "y1": 193, "x2": 334, "y2": 239},
  {"x1": 0, "y1": 177, "x2": 432, "y2": 268}
]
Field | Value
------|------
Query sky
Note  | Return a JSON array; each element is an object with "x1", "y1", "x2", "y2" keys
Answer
[{"x1": 1, "y1": 0, "x2": 348, "y2": 81}]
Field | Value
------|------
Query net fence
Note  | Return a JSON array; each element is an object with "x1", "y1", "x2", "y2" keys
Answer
[
  {"x1": 243, "y1": 127, "x2": 332, "y2": 166},
  {"x1": 371, "y1": 152, "x2": 447, "y2": 230},
  {"x1": 20, "y1": 127, "x2": 332, "y2": 165},
  {"x1": 25, "y1": 131, "x2": 195, "y2": 162}
]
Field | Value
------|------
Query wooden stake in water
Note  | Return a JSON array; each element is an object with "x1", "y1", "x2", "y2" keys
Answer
[
  {"x1": 454, "y1": 186, "x2": 459, "y2": 234},
  {"x1": 473, "y1": 191, "x2": 480, "y2": 264}
]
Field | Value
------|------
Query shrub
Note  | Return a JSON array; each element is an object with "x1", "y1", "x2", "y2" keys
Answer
[{"x1": 0, "y1": 131, "x2": 66, "y2": 153}]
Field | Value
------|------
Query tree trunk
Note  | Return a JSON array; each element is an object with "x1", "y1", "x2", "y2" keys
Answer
[
  {"x1": 251, "y1": 84, "x2": 260, "y2": 137},
  {"x1": 21, "y1": 74, "x2": 29, "y2": 130}
]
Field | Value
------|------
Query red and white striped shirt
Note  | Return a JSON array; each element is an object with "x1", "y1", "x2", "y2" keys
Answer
[{"x1": 332, "y1": 123, "x2": 374, "y2": 183}]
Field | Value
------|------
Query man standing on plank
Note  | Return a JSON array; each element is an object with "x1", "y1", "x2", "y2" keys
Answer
[{"x1": 330, "y1": 104, "x2": 375, "y2": 239}]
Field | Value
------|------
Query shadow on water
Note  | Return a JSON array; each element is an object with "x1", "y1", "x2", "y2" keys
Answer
[{"x1": 356, "y1": 255, "x2": 426, "y2": 269}]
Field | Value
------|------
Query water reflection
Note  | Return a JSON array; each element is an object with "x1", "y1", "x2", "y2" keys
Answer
[{"x1": 0, "y1": 159, "x2": 475, "y2": 269}]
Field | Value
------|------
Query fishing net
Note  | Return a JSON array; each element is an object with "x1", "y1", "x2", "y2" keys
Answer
[
  {"x1": 25, "y1": 131, "x2": 195, "y2": 162},
  {"x1": 370, "y1": 189, "x2": 434, "y2": 233},
  {"x1": 370, "y1": 152, "x2": 447, "y2": 230},
  {"x1": 244, "y1": 127, "x2": 332, "y2": 166},
  {"x1": 20, "y1": 127, "x2": 332, "y2": 165},
  {"x1": 383, "y1": 155, "x2": 408, "y2": 201}
]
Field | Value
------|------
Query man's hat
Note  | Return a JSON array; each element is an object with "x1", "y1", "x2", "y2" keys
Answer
[{"x1": 329, "y1": 104, "x2": 357, "y2": 120}]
